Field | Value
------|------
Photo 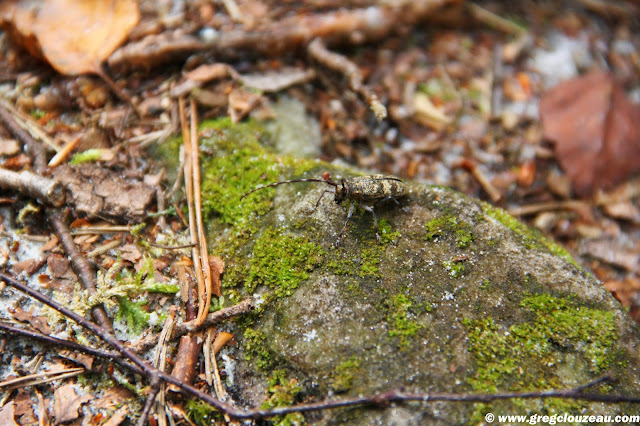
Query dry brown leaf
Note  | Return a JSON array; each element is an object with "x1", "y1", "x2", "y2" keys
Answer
[
  {"x1": 228, "y1": 87, "x2": 263, "y2": 123},
  {"x1": 209, "y1": 255, "x2": 224, "y2": 298},
  {"x1": 185, "y1": 63, "x2": 232, "y2": 82},
  {"x1": 1, "y1": 0, "x2": 139, "y2": 75},
  {"x1": 0, "y1": 402, "x2": 18, "y2": 426},
  {"x1": 12, "y1": 307, "x2": 51, "y2": 334},
  {"x1": 53, "y1": 383, "x2": 92, "y2": 424},
  {"x1": 540, "y1": 71, "x2": 640, "y2": 197}
]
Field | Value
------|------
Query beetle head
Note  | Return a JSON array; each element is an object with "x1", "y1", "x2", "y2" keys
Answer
[{"x1": 334, "y1": 179, "x2": 347, "y2": 204}]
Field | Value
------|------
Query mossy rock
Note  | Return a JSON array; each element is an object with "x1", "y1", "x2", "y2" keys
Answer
[{"x1": 166, "y1": 118, "x2": 640, "y2": 424}]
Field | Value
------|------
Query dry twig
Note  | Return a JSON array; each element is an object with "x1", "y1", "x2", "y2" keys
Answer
[
  {"x1": 48, "y1": 212, "x2": 112, "y2": 332},
  {"x1": 0, "y1": 168, "x2": 65, "y2": 206},
  {"x1": 108, "y1": 1, "x2": 455, "y2": 71},
  {"x1": 129, "y1": 298, "x2": 253, "y2": 353},
  {"x1": 308, "y1": 38, "x2": 387, "y2": 121},
  {"x1": 0, "y1": 104, "x2": 47, "y2": 173}
]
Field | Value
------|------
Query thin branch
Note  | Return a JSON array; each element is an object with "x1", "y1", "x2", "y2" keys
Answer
[
  {"x1": 308, "y1": 38, "x2": 386, "y2": 121},
  {"x1": 108, "y1": 1, "x2": 455, "y2": 72},
  {"x1": 508, "y1": 200, "x2": 589, "y2": 216},
  {"x1": 95, "y1": 66, "x2": 142, "y2": 117},
  {"x1": 0, "y1": 103, "x2": 47, "y2": 173},
  {"x1": 48, "y1": 212, "x2": 112, "y2": 332},
  {"x1": 457, "y1": 159, "x2": 502, "y2": 203},
  {"x1": 0, "y1": 321, "x2": 119, "y2": 360},
  {"x1": 129, "y1": 299, "x2": 253, "y2": 353},
  {"x1": 138, "y1": 376, "x2": 161, "y2": 426},
  {"x1": 0, "y1": 367, "x2": 84, "y2": 390},
  {"x1": 0, "y1": 272, "x2": 241, "y2": 416},
  {"x1": 0, "y1": 168, "x2": 65, "y2": 206}
]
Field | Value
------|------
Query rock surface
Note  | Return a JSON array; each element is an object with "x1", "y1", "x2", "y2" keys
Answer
[{"x1": 195, "y1": 119, "x2": 640, "y2": 424}]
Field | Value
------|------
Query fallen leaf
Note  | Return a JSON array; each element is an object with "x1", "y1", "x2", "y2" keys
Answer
[
  {"x1": 53, "y1": 384, "x2": 92, "y2": 424},
  {"x1": 1, "y1": 0, "x2": 139, "y2": 75},
  {"x1": 185, "y1": 63, "x2": 232, "y2": 82},
  {"x1": 12, "y1": 390, "x2": 37, "y2": 425},
  {"x1": 120, "y1": 243, "x2": 142, "y2": 263},
  {"x1": 540, "y1": 71, "x2": 640, "y2": 196},
  {"x1": 413, "y1": 92, "x2": 453, "y2": 131},
  {"x1": 209, "y1": 255, "x2": 225, "y2": 298},
  {"x1": 580, "y1": 238, "x2": 639, "y2": 272},
  {"x1": 12, "y1": 307, "x2": 51, "y2": 334},
  {"x1": 0, "y1": 402, "x2": 18, "y2": 426},
  {"x1": 228, "y1": 88, "x2": 263, "y2": 123},
  {"x1": 58, "y1": 350, "x2": 94, "y2": 370},
  {"x1": 102, "y1": 405, "x2": 129, "y2": 426},
  {"x1": 240, "y1": 68, "x2": 315, "y2": 92}
]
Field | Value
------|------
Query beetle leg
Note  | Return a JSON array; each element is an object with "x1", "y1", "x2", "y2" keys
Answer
[
  {"x1": 311, "y1": 189, "x2": 331, "y2": 213},
  {"x1": 360, "y1": 204, "x2": 380, "y2": 242},
  {"x1": 335, "y1": 200, "x2": 355, "y2": 247}
]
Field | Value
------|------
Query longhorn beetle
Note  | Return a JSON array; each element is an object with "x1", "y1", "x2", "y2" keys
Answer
[{"x1": 241, "y1": 173, "x2": 408, "y2": 246}]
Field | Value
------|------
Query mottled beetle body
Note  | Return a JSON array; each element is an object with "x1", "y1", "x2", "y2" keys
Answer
[
  {"x1": 241, "y1": 173, "x2": 408, "y2": 246},
  {"x1": 334, "y1": 174, "x2": 407, "y2": 204}
]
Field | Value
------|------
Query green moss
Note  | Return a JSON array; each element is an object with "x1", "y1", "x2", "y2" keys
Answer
[
  {"x1": 327, "y1": 257, "x2": 353, "y2": 276},
  {"x1": 245, "y1": 228, "x2": 323, "y2": 297},
  {"x1": 464, "y1": 293, "x2": 618, "y2": 407},
  {"x1": 70, "y1": 149, "x2": 102, "y2": 164},
  {"x1": 443, "y1": 259, "x2": 466, "y2": 278},
  {"x1": 185, "y1": 400, "x2": 221, "y2": 425},
  {"x1": 326, "y1": 244, "x2": 383, "y2": 279},
  {"x1": 482, "y1": 203, "x2": 582, "y2": 271},
  {"x1": 358, "y1": 246, "x2": 381, "y2": 278},
  {"x1": 261, "y1": 370, "x2": 304, "y2": 425},
  {"x1": 201, "y1": 145, "x2": 283, "y2": 227},
  {"x1": 479, "y1": 279, "x2": 491, "y2": 290},
  {"x1": 330, "y1": 356, "x2": 362, "y2": 393},
  {"x1": 198, "y1": 117, "x2": 317, "y2": 229},
  {"x1": 377, "y1": 219, "x2": 400, "y2": 244},
  {"x1": 424, "y1": 214, "x2": 474, "y2": 248},
  {"x1": 455, "y1": 228, "x2": 473, "y2": 248},
  {"x1": 387, "y1": 294, "x2": 423, "y2": 347},
  {"x1": 116, "y1": 297, "x2": 150, "y2": 335},
  {"x1": 243, "y1": 327, "x2": 276, "y2": 370}
]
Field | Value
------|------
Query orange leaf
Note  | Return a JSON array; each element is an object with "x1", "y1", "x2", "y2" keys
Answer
[{"x1": 2, "y1": 0, "x2": 139, "y2": 75}]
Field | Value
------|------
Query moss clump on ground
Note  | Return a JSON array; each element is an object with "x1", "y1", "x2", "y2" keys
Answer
[
  {"x1": 261, "y1": 370, "x2": 304, "y2": 426},
  {"x1": 330, "y1": 356, "x2": 362, "y2": 393},
  {"x1": 116, "y1": 297, "x2": 150, "y2": 335},
  {"x1": 185, "y1": 400, "x2": 221, "y2": 425},
  {"x1": 244, "y1": 228, "x2": 324, "y2": 297},
  {"x1": 464, "y1": 293, "x2": 618, "y2": 395},
  {"x1": 387, "y1": 294, "x2": 425, "y2": 347},
  {"x1": 243, "y1": 327, "x2": 276, "y2": 370},
  {"x1": 358, "y1": 246, "x2": 382, "y2": 278},
  {"x1": 198, "y1": 118, "x2": 319, "y2": 229},
  {"x1": 424, "y1": 214, "x2": 474, "y2": 248},
  {"x1": 443, "y1": 259, "x2": 466, "y2": 278},
  {"x1": 377, "y1": 218, "x2": 401, "y2": 244}
]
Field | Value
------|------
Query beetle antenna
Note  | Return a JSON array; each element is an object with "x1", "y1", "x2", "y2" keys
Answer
[{"x1": 241, "y1": 178, "x2": 337, "y2": 200}]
